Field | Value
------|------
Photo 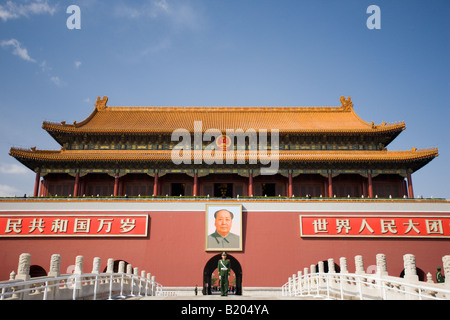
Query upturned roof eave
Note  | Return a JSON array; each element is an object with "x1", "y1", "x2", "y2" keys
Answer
[
  {"x1": 42, "y1": 123, "x2": 406, "y2": 135},
  {"x1": 41, "y1": 96, "x2": 406, "y2": 145},
  {"x1": 9, "y1": 147, "x2": 438, "y2": 164}
]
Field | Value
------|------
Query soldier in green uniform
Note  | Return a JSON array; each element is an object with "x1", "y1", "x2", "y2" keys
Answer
[
  {"x1": 436, "y1": 266, "x2": 445, "y2": 283},
  {"x1": 218, "y1": 252, "x2": 231, "y2": 296}
]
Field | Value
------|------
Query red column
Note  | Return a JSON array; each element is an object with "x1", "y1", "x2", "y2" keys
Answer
[
  {"x1": 33, "y1": 171, "x2": 40, "y2": 197},
  {"x1": 153, "y1": 172, "x2": 159, "y2": 196},
  {"x1": 193, "y1": 171, "x2": 198, "y2": 196},
  {"x1": 407, "y1": 173, "x2": 414, "y2": 199},
  {"x1": 248, "y1": 170, "x2": 253, "y2": 197},
  {"x1": 368, "y1": 173, "x2": 373, "y2": 198},
  {"x1": 41, "y1": 179, "x2": 49, "y2": 197},
  {"x1": 288, "y1": 171, "x2": 293, "y2": 197},
  {"x1": 73, "y1": 172, "x2": 80, "y2": 197},
  {"x1": 328, "y1": 173, "x2": 333, "y2": 198},
  {"x1": 118, "y1": 179, "x2": 123, "y2": 197},
  {"x1": 113, "y1": 173, "x2": 119, "y2": 196}
]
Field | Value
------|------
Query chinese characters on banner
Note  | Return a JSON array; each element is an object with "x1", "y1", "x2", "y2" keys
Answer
[
  {"x1": 300, "y1": 215, "x2": 450, "y2": 238},
  {"x1": 0, "y1": 215, "x2": 148, "y2": 237}
]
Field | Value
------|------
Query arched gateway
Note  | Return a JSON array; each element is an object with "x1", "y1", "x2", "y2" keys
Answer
[{"x1": 203, "y1": 253, "x2": 242, "y2": 295}]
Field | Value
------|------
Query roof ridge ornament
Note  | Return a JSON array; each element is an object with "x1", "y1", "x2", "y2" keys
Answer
[
  {"x1": 95, "y1": 96, "x2": 108, "y2": 111},
  {"x1": 340, "y1": 96, "x2": 353, "y2": 111}
]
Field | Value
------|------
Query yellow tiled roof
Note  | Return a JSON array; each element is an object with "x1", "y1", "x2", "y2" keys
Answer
[
  {"x1": 42, "y1": 96, "x2": 405, "y2": 134},
  {"x1": 10, "y1": 147, "x2": 438, "y2": 163}
]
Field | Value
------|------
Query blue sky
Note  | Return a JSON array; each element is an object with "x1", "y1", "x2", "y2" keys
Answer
[{"x1": 0, "y1": 0, "x2": 448, "y2": 198}]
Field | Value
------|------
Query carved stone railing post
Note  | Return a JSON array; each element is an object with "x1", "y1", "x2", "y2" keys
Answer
[
  {"x1": 118, "y1": 261, "x2": 125, "y2": 274},
  {"x1": 327, "y1": 258, "x2": 336, "y2": 291},
  {"x1": 376, "y1": 253, "x2": 388, "y2": 276},
  {"x1": 291, "y1": 273, "x2": 297, "y2": 294},
  {"x1": 16, "y1": 253, "x2": 31, "y2": 281},
  {"x1": 403, "y1": 254, "x2": 418, "y2": 281},
  {"x1": 375, "y1": 253, "x2": 388, "y2": 299},
  {"x1": 151, "y1": 275, "x2": 156, "y2": 296},
  {"x1": 328, "y1": 258, "x2": 336, "y2": 273},
  {"x1": 74, "y1": 255, "x2": 83, "y2": 275},
  {"x1": 16, "y1": 253, "x2": 31, "y2": 300},
  {"x1": 133, "y1": 267, "x2": 139, "y2": 292},
  {"x1": 318, "y1": 261, "x2": 324, "y2": 273},
  {"x1": 92, "y1": 257, "x2": 101, "y2": 274},
  {"x1": 145, "y1": 272, "x2": 151, "y2": 296},
  {"x1": 118, "y1": 261, "x2": 126, "y2": 298},
  {"x1": 403, "y1": 254, "x2": 418, "y2": 299},
  {"x1": 73, "y1": 255, "x2": 83, "y2": 292},
  {"x1": 106, "y1": 258, "x2": 114, "y2": 273},
  {"x1": 129, "y1": 266, "x2": 137, "y2": 295},
  {"x1": 287, "y1": 276, "x2": 292, "y2": 296},
  {"x1": 318, "y1": 261, "x2": 325, "y2": 288},
  {"x1": 354, "y1": 255, "x2": 365, "y2": 275},
  {"x1": 297, "y1": 271, "x2": 303, "y2": 295},
  {"x1": 91, "y1": 257, "x2": 101, "y2": 285},
  {"x1": 126, "y1": 263, "x2": 133, "y2": 292},
  {"x1": 339, "y1": 257, "x2": 349, "y2": 294},
  {"x1": 106, "y1": 258, "x2": 114, "y2": 284},
  {"x1": 126, "y1": 264, "x2": 132, "y2": 273},
  {"x1": 310, "y1": 264, "x2": 317, "y2": 289},
  {"x1": 303, "y1": 267, "x2": 309, "y2": 295},
  {"x1": 443, "y1": 255, "x2": 450, "y2": 288},
  {"x1": 340, "y1": 257, "x2": 348, "y2": 273},
  {"x1": 47, "y1": 254, "x2": 61, "y2": 299},
  {"x1": 139, "y1": 270, "x2": 146, "y2": 295},
  {"x1": 49, "y1": 254, "x2": 61, "y2": 277}
]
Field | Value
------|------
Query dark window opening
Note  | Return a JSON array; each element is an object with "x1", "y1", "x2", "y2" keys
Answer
[
  {"x1": 262, "y1": 183, "x2": 276, "y2": 197},
  {"x1": 171, "y1": 183, "x2": 186, "y2": 196},
  {"x1": 214, "y1": 183, "x2": 233, "y2": 198}
]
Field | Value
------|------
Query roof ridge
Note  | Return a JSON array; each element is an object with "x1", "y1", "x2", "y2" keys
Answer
[
  {"x1": 100, "y1": 106, "x2": 345, "y2": 112},
  {"x1": 10, "y1": 147, "x2": 438, "y2": 155}
]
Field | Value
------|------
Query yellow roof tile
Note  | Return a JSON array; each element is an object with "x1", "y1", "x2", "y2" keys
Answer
[
  {"x1": 10, "y1": 148, "x2": 438, "y2": 163},
  {"x1": 42, "y1": 96, "x2": 405, "y2": 134}
]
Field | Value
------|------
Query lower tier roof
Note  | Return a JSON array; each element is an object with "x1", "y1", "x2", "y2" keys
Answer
[{"x1": 10, "y1": 147, "x2": 438, "y2": 173}]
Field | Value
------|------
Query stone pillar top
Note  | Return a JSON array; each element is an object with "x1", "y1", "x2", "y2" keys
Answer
[{"x1": 16, "y1": 253, "x2": 31, "y2": 281}]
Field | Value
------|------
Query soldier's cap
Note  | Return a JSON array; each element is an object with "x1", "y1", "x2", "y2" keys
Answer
[
  {"x1": 437, "y1": 266, "x2": 441, "y2": 269},
  {"x1": 222, "y1": 252, "x2": 227, "y2": 256}
]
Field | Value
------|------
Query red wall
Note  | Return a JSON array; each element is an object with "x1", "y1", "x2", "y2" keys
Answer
[{"x1": 0, "y1": 210, "x2": 448, "y2": 286}]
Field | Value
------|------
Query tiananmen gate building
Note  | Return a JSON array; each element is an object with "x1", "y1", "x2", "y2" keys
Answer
[{"x1": 2, "y1": 96, "x2": 448, "y2": 295}]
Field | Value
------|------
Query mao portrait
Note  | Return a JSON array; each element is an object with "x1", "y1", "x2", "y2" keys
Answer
[{"x1": 205, "y1": 204, "x2": 242, "y2": 251}]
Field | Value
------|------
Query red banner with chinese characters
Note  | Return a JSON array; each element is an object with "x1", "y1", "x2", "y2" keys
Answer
[
  {"x1": 300, "y1": 215, "x2": 450, "y2": 238},
  {"x1": 0, "y1": 214, "x2": 148, "y2": 237}
]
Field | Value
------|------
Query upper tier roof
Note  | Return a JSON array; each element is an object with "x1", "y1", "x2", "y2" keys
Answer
[{"x1": 42, "y1": 96, "x2": 405, "y2": 135}]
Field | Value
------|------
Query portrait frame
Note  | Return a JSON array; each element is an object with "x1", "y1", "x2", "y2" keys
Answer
[{"x1": 205, "y1": 204, "x2": 243, "y2": 251}]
